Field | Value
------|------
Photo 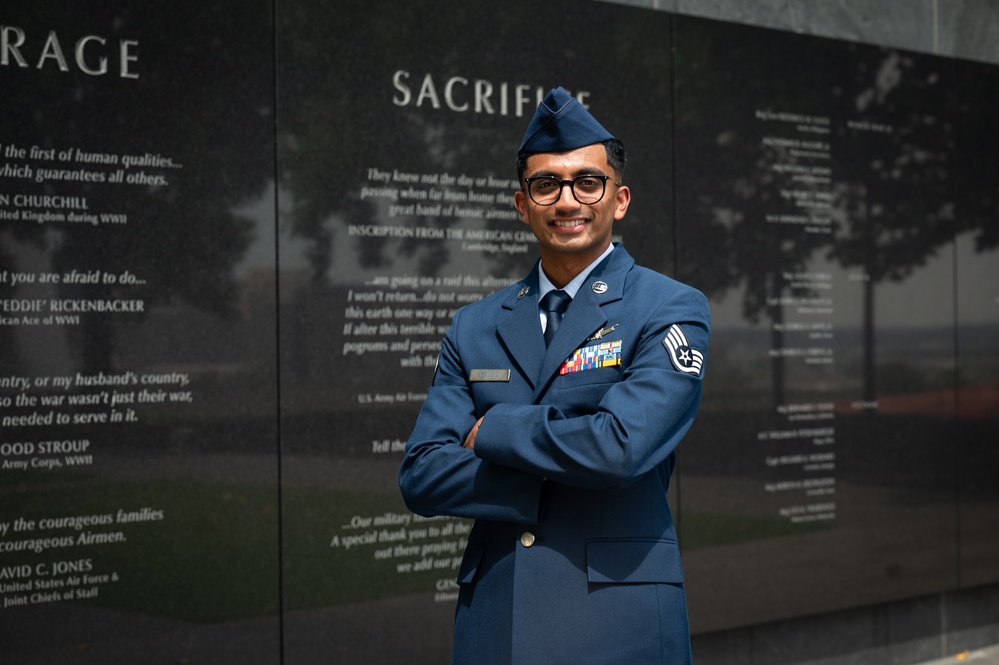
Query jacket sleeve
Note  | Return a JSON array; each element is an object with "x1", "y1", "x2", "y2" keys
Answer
[
  {"x1": 399, "y1": 308, "x2": 545, "y2": 523},
  {"x1": 472, "y1": 286, "x2": 710, "y2": 491}
]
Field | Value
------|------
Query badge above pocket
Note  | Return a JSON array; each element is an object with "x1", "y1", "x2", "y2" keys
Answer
[{"x1": 560, "y1": 340, "x2": 622, "y2": 375}]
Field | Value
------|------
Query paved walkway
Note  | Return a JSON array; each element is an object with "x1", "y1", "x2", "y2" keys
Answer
[{"x1": 918, "y1": 645, "x2": 999, "y2": 664}]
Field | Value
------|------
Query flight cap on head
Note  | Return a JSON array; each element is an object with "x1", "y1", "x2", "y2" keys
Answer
[{"x1": 518, "y1": 87, "x2": 614, "y2": 154}]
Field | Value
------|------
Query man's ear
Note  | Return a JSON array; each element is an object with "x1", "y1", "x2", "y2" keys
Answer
[
  {"x1": 514, "y1": 190, "x2": 531, "y2": 225},
  {"x1": 613, "y1": 185, "x2": 631, "y2": 221}
]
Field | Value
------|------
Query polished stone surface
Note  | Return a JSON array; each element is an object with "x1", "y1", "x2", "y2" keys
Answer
[
  {"x1": 787, "y1": 0, "x2": 935, "y2": 52},
  {"x1": 674, "y1": 13, "x2": 997, "y2": 636},
  {"x1": 3, "y1": 1, "x2": 997, "y2": 664},
  {"x1": 1, "y1": 2, "x2": 279, "y2": 662},
  {"x1": 939, "y1": 0, "x2": 999, "y2": 63},
  {"x1": 606, "y1": 0, "x2": 999, "y2": 63},
  {"x1": 275, "y1": 0, "x2": 674, "y2": 661}
]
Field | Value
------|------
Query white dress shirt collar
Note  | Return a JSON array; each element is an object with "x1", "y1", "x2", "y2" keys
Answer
[{"x1": 538, "y1": 243, "x2": 616, "y2": 300}]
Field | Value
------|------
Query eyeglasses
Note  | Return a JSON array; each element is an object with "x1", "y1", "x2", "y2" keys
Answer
[{"x1": 522, "y1": 175, "x2": 618, "y2": 206}]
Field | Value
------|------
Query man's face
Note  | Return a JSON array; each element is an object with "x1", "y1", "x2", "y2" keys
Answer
[{"x1": 514, "y1": 143, "x2": 630, "y2": 267}]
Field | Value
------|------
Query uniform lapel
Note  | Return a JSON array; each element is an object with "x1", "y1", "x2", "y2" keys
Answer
[
  {"x1": 531, "y1": 246, "x2": 632, "y2": 402},
  {"x1": 534, "y1": 290, "x2": 606, "y2": 396},
  {"x1": 496, "y1": 272, "x2": 545, "y2": 391}
]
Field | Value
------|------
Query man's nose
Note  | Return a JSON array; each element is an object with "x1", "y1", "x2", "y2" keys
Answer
[{"x1": 554, "y1": 181, "x2": 579, "y2": 208}]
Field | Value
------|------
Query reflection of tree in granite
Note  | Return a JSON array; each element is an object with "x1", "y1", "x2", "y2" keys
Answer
[
  {"x1": 830, "y1": 46, "x2": 970, "y2": 410},
  {"x1": 279, "y1": 71, "x2": 515, "y2": 281},
  {"x1": 0, "y1": 239, "x2": 27, "y2": 373},
  {"x1": 677, "y1": 22, "x2": 980, "y2": 409},
  {"x1": 1, "y1": 4, "x2": 273, "y2": 373},
  {"x1": 675, "y1": 25, "x2": 840, "y2": 406},
  {"x1": 829, "y1": 48, "x2": 955, "y2": 406},
  {"x1": 277, "y1": 2, "x2": 470, "y2": 282},
  {"x1": 950, "y1": 60, "x2": 999, "y2": 255},
  {"x1": 277, "y1": 1, "x2": 673, "y2": 284}
]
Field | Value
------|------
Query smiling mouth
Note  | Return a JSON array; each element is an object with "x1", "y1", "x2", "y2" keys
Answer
[{"x1": 551, "y1": 219, "x2": 587, "y2": 228}]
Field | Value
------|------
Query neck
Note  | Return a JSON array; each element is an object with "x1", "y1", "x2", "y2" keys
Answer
[{"x1": 540, "y1": 244, "x2": 611, "y2": 289}]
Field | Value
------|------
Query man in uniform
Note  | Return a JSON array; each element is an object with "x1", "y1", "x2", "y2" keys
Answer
[{"x1": 400, "y1": 87, "x2": 709, "y2": 664}]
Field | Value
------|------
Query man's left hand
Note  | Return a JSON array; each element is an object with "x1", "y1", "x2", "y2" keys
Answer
[{"x1": 463, "y1": 416, "x2": 484, "y2": 449}]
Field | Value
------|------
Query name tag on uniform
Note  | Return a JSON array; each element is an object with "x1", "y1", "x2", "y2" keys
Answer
[{"x1": 469, "y1": 369, "x2": 511, "y2": 382}]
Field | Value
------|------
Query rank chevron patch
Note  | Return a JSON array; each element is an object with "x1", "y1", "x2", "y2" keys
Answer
[{"x1": 662, "y1": 324, "x2": 704, "y2": 376}]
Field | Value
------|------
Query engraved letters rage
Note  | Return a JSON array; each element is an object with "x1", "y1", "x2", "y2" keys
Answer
[{"x1": 1, "y1": 25, "x2": 139, "y2": 79}]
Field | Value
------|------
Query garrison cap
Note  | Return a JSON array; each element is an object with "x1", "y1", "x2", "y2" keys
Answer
[{"x1": 518, "y1": 87, "x2": 614, "y2": 154}]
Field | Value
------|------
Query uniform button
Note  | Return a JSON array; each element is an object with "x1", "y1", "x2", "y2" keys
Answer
[{"x1": 520, "y1": 531, "x2": 536, "y2": 548}]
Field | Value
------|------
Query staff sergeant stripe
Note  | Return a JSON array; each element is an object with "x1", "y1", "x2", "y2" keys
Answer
[{"x1": 663, "y1": 324, "x2": 703, "y2": 376}]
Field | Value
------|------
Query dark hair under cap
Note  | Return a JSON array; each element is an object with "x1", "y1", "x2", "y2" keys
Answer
[{"x1": 517, "y1": 139, "x2": 627, "y2": 183}]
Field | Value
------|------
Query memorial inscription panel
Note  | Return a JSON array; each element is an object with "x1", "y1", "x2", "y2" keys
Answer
[
  {"x1": 952, "y1": 59, "x2": 999, "y2": 589},
  {"x1": 275, "y1": 0, "x2": 672, "y2": 661},
  {"x1": 3, "y1": 2, "x2": 997, "y2": 663},
  {"x1": 1, "y1": 3, "x2": 279, "y2": 662},
  {"x1": 674, "y1": 17, "x2": 975, "y2": 632}
]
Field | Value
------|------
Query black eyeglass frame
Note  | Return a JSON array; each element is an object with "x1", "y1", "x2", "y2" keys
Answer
[{"x1": 521, "y1": 174, "x2": 619, "y2": 206}]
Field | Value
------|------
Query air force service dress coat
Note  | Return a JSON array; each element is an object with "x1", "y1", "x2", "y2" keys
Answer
[{"x1": 400, "y1": 244, "x2": 709, "y2": 665}]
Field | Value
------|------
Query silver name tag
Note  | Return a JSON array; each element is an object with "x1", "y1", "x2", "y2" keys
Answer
[{"x1": 469, "y1": 369, "x2": 511, "y2": 382}]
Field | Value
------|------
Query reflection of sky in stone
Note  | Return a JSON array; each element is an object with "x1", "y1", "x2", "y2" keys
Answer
[
  {"x1": 231, "y1": 180, "x2": 280, "y2": 276},
  {"x1": 956, "y1": 232, "x2": 999, "y2": 325},
  {"x1": 709, "y1": 232, "x2": 997, "y2": 330},
  {"x1": 235, "y1": 181, "x2": 997, "y2": 329},
  {"x1": 234, "y1": 178, "x2": 529, "y2": 284}
]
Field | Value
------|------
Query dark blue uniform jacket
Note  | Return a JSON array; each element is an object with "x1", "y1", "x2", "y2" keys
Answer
[{"x1": 400, "y1": 245, "x2": 710, "y2": 664}]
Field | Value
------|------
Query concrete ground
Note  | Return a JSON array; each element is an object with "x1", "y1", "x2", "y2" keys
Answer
[{"x1": 918, "y1": 645, "x2": 999, "y2": 664}]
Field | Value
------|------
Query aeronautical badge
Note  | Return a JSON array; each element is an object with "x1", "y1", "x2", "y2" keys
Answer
[
  {"x1": 662, "y1": 324, "x2": 704, "y2": 376},
  {"x1": 586, "y1": 323, "x2": 618, "y2": 342}
]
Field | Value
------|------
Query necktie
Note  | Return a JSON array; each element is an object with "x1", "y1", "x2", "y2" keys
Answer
[{"x1": 540, "y1": 289, "x2": 571, "y2": 346}]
